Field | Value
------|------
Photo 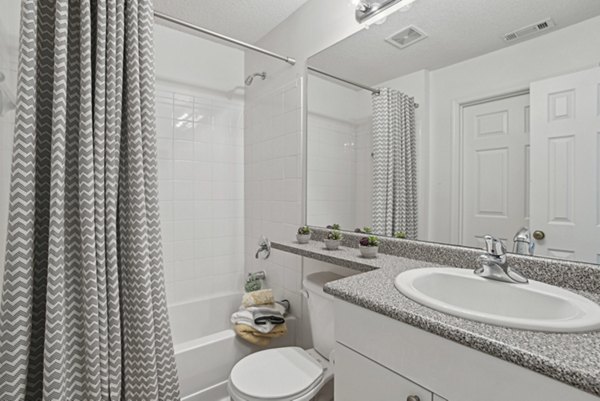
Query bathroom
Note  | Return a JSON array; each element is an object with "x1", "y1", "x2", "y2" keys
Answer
[{"x1": 0, "y1": 0, "x2": 599, "y2": 400}]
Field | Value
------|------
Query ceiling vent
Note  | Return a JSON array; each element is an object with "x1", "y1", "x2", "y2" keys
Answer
[
  {"x1": 386, "y1": 26, "x2": 427, "y2": 49},
  {"x1": 503, "y1": 18, "x2": 555, "y2": 42}
]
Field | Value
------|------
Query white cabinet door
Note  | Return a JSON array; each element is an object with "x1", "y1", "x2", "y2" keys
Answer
[
  {"x1": 335, "y1": 342, "x2": 433, "y2": 401},
  {"x1": 530, "y1": 67, "x2": 600, "y2": 263},
  {"x1": 461, "y1": 93, "x2": 530, "y2": 249}
]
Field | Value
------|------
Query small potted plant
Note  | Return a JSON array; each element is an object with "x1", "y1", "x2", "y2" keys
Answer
[
  {"x1": 296, "y1": 226, "x2": 312, "y2": 244},
  {"x1": 324, "y1": 230, "x2": 343, "y2": 250},
  {"x1": 354, "y1": 226, "x2": 373, "y2": 234},
  {"x1": 327, "y1": 223, "x2": 341, "y2": 230},
  {"x1": 394, "y1": 231, "x2": 407, "y2": 239},
  {"x1": 359, "y1": 236, "x2": 379, "y2": 258}
]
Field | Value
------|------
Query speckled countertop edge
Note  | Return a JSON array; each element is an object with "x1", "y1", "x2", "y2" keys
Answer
[
  {"x1": 308, "y1": 227, "x2": 600, "y2": 293},
  {"x1": 272, "y1": 239, "x2": 600, "y2": 397}
]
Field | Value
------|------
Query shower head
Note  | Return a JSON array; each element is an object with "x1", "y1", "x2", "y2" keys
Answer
[{"x1": 245, "y1": 72, "x2": 267, "y2": 86}]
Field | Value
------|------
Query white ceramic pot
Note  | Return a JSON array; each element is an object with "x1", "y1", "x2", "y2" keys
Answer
[
  {"x1": 324, "y1": 239, "x2": 341, "y2": 250},
  {"x1": 359, "y1": 245, "x2": 378, "y2": 258},
  {"x1": 296, "y1": 233, "x2": 311, "y2": 244}
]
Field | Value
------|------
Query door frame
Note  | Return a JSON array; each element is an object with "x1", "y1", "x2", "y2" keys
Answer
[{"x1": 450, "y1": 88, "x2": 530, "y2": 245}]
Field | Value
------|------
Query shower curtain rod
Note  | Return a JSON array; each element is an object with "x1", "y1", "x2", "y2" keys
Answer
[
  {"x1": 308, "y1": 65, "x2": 419, "y2": 108},
  {"x1": 153, "y1": 11, "x2": 297, "y2": 66}
]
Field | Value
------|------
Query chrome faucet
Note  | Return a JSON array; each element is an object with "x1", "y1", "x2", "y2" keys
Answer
[
  {"x1": 513, "y1": 227, "x2": 535, "y2": 256},
  {"x1": 475, "y1": 235, "x2": 528, "y2": 284}
]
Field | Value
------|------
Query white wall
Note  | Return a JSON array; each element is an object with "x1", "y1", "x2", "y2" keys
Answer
[
  {"x1": 307, "y1": 74, "x2": 370, "y2": 122},
  {"x1": 0, "y1": 0, "x2": 20, "y2": 294},
  {"x1": 427, "y1": 15, "x2": 600, "y2": 243},
  {"x1": 155, "y1": 24, "x2": 245, "y2": 94},
  {"x1": 154, "y1": 24, "x2": 246, "y2": 305}
]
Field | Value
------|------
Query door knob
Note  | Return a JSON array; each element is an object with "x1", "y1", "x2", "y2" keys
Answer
[
  {"x1": 533, "y1": 230, "x2": 545, "y2": 240},
  {"x1": 407, "y1": 396, "x2": 420, "y2": 401}
]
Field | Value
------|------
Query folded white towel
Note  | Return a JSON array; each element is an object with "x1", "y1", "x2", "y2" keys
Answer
[
  {"x1": 230, "y1": 310, "x2": 276, "y2": 334},
  {"x1": 242, "y1": 302, "x2": 287, "y2": 316}
]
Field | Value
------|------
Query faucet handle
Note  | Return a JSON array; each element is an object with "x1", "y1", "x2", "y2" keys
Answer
[{"x1": 483, "y1": 235, "x2": 506, "y2": 257}]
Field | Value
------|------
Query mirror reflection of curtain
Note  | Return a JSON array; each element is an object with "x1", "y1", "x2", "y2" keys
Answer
[{"x1": 372, "y1": 88, "x2": 417, "y2": 238}]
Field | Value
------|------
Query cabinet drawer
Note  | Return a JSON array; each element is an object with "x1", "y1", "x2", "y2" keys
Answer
[{"x1": 335, "y1": 343, "x2": 433, "y2": 401}]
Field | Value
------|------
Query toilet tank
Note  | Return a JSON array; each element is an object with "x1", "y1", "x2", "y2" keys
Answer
[{"x1": 303, "y1": 272, "x2": 344, "y2": 360}]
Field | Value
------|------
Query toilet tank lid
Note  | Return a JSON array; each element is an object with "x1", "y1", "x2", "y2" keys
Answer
[{"x1": 303, "y1": 272, "x2": 344, "y2": 295}]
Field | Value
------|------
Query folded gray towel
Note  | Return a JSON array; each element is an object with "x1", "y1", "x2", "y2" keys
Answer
[{"x1": 252, "y1": 309, "x2": 285, "y2": 325}]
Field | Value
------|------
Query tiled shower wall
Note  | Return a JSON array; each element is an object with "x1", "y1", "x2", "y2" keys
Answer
[
  {"x1": 244, "y1": 78, "x2": 304, "y2": 312},
  {"x1": 156, "y1": 82, "x2": 245, "y2": 305},
  {"x1": 307, "y1": 113, "x2": 358, "y2": 230}
]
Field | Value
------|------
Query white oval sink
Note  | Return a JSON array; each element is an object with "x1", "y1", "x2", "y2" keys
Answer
[{"x1": 394, "y1": 267, "x2": 600, "y2": 333}]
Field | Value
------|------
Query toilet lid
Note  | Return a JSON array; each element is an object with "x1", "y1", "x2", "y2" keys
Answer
[{"x1": 230, "y1": 347, "x2": 324, "y2": 400}]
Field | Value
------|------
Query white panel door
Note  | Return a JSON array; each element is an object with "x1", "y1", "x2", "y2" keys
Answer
[
  {"x1": 530, "y1": 67, "x2": 600, "y2": 263},
  {"x1": 461, "y1": 93, "x2": 530, "y2": 249}
]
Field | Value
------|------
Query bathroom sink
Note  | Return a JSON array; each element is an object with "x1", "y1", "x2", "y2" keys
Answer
[{"x1": 394, "y1": 267, "x2": 600, "y2": 332}]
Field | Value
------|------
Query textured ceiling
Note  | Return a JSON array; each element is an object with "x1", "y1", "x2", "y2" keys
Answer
[
  {"x1": 154, "y1": 0, "x2": 310, "y2": 44},
  {"x1": 309, "y1": 0, "x2": 600, "y2": 86}
]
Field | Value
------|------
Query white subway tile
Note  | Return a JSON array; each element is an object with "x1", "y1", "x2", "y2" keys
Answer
[
  {"x1": 173, "y1": 160, "x2": 195, "y2": 180},
  {"x1": 173, "y1": 181, "x2": 195, "y2": 200},
  {"x1": 173, "y1": 103, "x2": 194, "y2": 122},
  {"x1": 173, "y1": 241, "x2": 195, "y2": 262},
  {"x1": 157, "y1": 138, "x2": 173, "y2": 159},
  {"x1": 173, "y1": 140, "x2": 194, "y2": 161},
  {"x1": 156, "y1": 117, "x2": 173, "y2": 139},
  {"x1": 156, "y1": 101, "x2": 173, "y2": 119},
  {"x1": 173, "y1": 120, "x2": 194, "y2": 141}
]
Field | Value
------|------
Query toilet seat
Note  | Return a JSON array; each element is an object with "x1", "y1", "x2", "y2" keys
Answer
[{"x1": 228, "y1": 347, "x2": 328, "y2": 401}]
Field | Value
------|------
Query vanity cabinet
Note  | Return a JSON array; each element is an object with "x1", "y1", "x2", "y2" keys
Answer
[
  {"x1": 334, "y1": 300, "x2": 599, "y2": 401},
  {"x1": 335, "y1": 343, "x2": 434, "y2": 401}
]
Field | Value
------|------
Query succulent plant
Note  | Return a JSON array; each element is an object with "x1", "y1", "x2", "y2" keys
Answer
[
  {"x1": 326, "y1": 230, "x2": 343, "y2": 241},
  {"x1": 394, "y1": 231, "x2": 407, "y2": 239},
  {"x1": 360, "y1": 236, "x2": 379, "y2": 247},
  {"x1": 245, "y1": 278, "x2": 262, "y2": 293},
  {"x1": 355, "y1": 226, "x2": 373, "y2": 234},
  {"x1": 297, "y1": 226, "x2": 311, "y2": 235},
  {"x1": 326, "y1": 223, "x2": 341, "y2": 230}
]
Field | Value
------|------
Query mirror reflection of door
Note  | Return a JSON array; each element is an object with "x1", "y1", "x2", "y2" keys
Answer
[
  {"x1": 460, "y1": 67, "x2": 600, "y2": 260},
  {"x1": 461, "y1": 93, "x2": 530, "y2": 250},
  {"x1": 530, "y1": 67, "x2": 600, "y2": 263}
]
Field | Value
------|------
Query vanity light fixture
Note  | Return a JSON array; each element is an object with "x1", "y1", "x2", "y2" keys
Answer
[{"x1": 355, "y1": 0, "x2": 418, "y2": 24}]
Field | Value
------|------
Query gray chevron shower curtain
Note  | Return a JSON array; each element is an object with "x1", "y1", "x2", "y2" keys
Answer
[
  {"x1": 372, "y1": 88, "x2": 418, "y2": 239},
  {"x1": 0, "y1": 0, "x2": 181, "y2": 400}
]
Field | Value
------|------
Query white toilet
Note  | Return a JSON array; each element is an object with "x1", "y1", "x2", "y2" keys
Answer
[{"x1": 227, "y1": 271, "x2": 343, "y2": 401}]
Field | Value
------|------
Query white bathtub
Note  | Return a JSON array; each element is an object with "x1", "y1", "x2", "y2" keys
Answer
[{"x1": 169, "y1": 292, "x2": 296, "y2": 401}]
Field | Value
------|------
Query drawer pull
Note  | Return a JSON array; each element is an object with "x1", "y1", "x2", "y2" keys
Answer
[{"x1": 407, "y1": 396, "x2": 420, "y2": 401}]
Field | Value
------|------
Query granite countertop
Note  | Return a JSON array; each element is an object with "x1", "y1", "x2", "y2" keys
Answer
[{"x1": 272, "y1": 239, "x2": 600, "y2": 397}]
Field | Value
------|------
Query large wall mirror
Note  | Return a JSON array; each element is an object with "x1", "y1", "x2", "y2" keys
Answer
[{"x1": 306, "y1": 0, "x2": 600, "y2": 264}]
